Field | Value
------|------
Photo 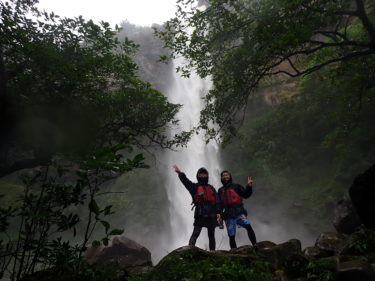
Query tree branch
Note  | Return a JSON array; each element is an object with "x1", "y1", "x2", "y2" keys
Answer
[
  {"x1": 355, "y1": 0, "x2": 375, "y2": 47},
  {"x1": 271, "y1": 48, "x2": 374, "y2": 77}
]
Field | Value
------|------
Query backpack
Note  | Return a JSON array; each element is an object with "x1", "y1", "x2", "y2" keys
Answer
[{"x1": 220, "y1": 187, "x2": 242, "y2": 206}]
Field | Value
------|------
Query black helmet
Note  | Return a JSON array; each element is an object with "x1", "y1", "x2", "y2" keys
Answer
[
  {"x1": 196, "y1": 167, "x2": 209, "y2": 184},
  {"x1": 197, "y1": 167, "x2": 208, "y2": 175}
]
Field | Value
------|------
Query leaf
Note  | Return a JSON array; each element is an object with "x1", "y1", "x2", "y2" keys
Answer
[
  {"x1": 104, "y1": 205, "x2": 113, "y2": 215},
  {"x1": 89, "y1": 200, "x2": 100, "y2": 215},
  {"x1": 109, "y1": 228, "x2": 124, "y2": 236},
  {"x1": 134, "y1": 153, "x2": 144, "y2": 163},
  {"x1": 100, "y1": 220, "x2": 110, "y2": 232},
  {"x1": 92, "y1": 240, "x2": 100, "y2": 248}
]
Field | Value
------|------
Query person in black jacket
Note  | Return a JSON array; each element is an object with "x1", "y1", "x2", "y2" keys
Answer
[
  {"x1": 173, "y1": 165, "x2": 219, "y2": 250},
  {"x1": 217, "y1": 170, "x2": 257, "y2": 249}
]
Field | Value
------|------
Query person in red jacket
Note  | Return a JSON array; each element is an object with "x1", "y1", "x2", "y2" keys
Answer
[
  {"x1": 217, "y1": 170, "x2": 257, "y2": 249},
  {"x1": 173, "y1": 165, "x2": 220, "y2": 250}
]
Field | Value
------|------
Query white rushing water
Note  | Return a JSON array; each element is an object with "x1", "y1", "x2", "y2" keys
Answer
[{"x1": 163, "y1": 59, "x2": 226, "y2": 252}]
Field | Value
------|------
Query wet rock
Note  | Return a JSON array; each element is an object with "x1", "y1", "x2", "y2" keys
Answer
[
  {"x1": 315, "y1": 232, "x2": 345, "y2": 255},
  {"x1": 278, "y1": 239, "x2": 302, "y2": 255},
  {"x1": 255, "y1": 240, "x2": 276, "y2": 249},
  {"x1": 316, "y1": 232, "x2": 345, "y2": 241},
  {"x1": 173, "y1": 245, "x2": 195, "y2": 253},
  {"x1": 257, "y1": 244, "x2": 280, "y2": 269},
  {"x1": 84, "y1": 235, "x2": 152, "y2": 270},
  {"x1": 229, "y1": 245, "x2": 255, "y2": 255},
  {"x1": 282, "y1": 253, "x2": 309, "y2": 279},
  {"x1": 322, "y1": 255, "x2": 340, "y2": 266},
  {"x1": 149, "y1": 245, "x2": 275, "y2": 281},
  {"x1": 349, "y1": 163, "x2": 375, "y2": 228},
  {"x1": 303, "y1": 246, "x2": 329, "y2": 260},
  {"x1": 315, "y1": 239, "x2": 343, "y2": 255},
  {"x1": 257, "y1": 239, "x2": 303, "y2": 270},
  {"x1": 333, "y1": 198, "x2": 362, "y2": 234},
  {"x1": 336, "y1": 260, "x2": 375, "y2": 281}
]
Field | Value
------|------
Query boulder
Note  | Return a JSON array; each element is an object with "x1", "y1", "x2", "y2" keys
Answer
[
  {"x1": 315, "y1": 232, "x2": 345, "y2": 255},
  {"x1": 316, "y1": 232, "x2": 345, "y2": 241},
  {"x1": 256, "y1": 244, "x2": 280, "y2": 269},
  {"x1": 257, "y1": 239, "x2": 303, "y2": 270},
  {"x1": 349, "y1": 163, "x2": 375, "y2": 228},
  {"x1": 333, "y1": 198, "x2": 362, "y2": 234},
  {"x1": 303, "y1": 246, "x2": 329, "y2": 260},
  {"x1": 336, "y1": 260, "x2": 375, "y2": 281},
  {"x1": 278, "y1": 239, "x2": 302, "y2": 255},
  {"x1": 255, "y1": 240, "x2": 277, "y2": 249},
  {"x1": 149, "y1": 245, "x2": 274, "y2": 281},
  {"x1": 84, "y1": 235, "x2": 152, "y2": 270},
  {"x1": 282, "y1": 253, "x2": 309, "y2": 279},
  {"x1": 229, "y1": 245, "x2": 255, "y2": 255}
]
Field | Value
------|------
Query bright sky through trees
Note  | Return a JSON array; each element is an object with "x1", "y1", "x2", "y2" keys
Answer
[{"x1": 37, "y1": 0, "x2": 177, "y2": 27}]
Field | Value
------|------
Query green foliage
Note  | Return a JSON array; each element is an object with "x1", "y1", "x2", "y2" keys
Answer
[
  {"x1": 0, "y1": 144, "x2": 141, "y2": 280},
  {"x1": 156, "y1": 0, "x2": 375, "y2": 139},
  {"x1": 344, "y1": 229, "x2": 375, "y2": 262},
  {"x1": 306, "y1": 259, "x2": 336, "y2": 281},
  {"x1": 0, "y1": 0, "x2": 188, "y2": 177},
  {"x1": 221, "y1": 33, "x2": 375, "y2": 231}
]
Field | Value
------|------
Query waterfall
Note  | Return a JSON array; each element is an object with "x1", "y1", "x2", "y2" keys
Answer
[{"x1": 163, "y1": 59, "x2": 224, "y2": 252}]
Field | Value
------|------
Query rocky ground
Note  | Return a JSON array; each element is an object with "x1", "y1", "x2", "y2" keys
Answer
[{"x1": 126, "y1": 227, "x2": 375, "y2": 281}]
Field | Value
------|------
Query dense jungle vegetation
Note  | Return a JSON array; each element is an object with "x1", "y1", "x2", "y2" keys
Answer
[
  {"x1": 158, "y1": 0, "x2": 375, "y2": 232},
  {"x1": 0, "y1": 0, "x2": 374, "y2": 280}
]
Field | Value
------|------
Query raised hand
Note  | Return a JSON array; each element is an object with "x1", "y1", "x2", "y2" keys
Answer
[
  {"x1": 247, "y1": 176, "x2": 253, "y2": 186},
  {"x1": 173, "y1": 165, "x2": 181, "y2": 173}
]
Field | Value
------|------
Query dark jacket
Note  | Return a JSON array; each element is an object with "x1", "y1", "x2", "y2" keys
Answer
[
  {"x1": 217, "y1": 182, "x2": 253, "y2": 219},
  {"x1": 178, "y1": 172, "x2": 219, "y2": 219}
]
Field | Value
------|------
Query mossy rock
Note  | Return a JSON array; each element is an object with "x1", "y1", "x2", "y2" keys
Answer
[{"x1": 130, "y1": 245, "x2": 274, "y2": 281}]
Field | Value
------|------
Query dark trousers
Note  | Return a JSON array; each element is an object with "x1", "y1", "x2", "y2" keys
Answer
[
  {"x1": 188, "y1": 225, "x2": 216, "y2": 250},
  {"x1": 229, "y1": 224, "x2": 256, "y2": 248}
]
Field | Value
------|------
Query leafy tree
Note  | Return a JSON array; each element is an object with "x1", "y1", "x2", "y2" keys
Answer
[
  {"x1": 156, "y1": 0, "x2": 375, "y2": 139},
  {"x1": 0, "y1": 144, "x2": 145, "y2": 280},
  {"x1": 221, "y1": 49, "x2": 375, "y2": 232},
  {"x1": 0, "y1": 0, "x2": 189, "y2": 177},
  {"x1": 0, "y1": 0, "x2": 190, "y2": 279}
]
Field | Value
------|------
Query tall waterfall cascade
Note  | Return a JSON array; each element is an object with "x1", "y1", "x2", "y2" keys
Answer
[{"x1": 163, "y1": 59, "x2": 227, "y2": 252}]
